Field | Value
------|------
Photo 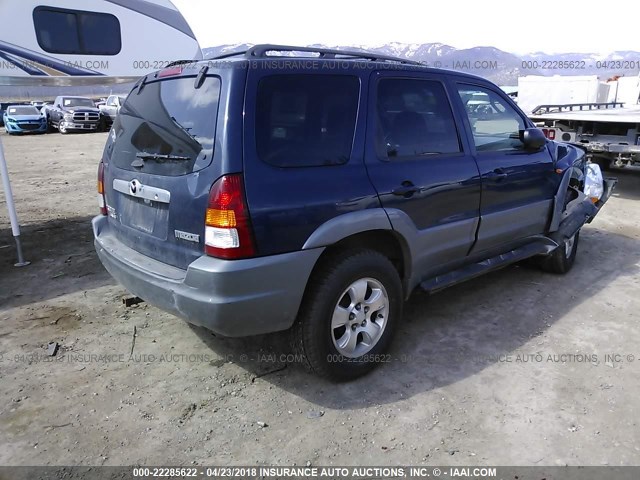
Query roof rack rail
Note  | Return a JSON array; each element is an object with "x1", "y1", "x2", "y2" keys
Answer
[
  {"x1": 531, "y1": 101, "x2": 625, "y2": 115},
  {"x1": 210, "y1": 44, "x2": 424, "y2": 66}
]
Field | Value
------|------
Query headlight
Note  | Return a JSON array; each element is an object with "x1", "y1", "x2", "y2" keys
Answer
[
  {"x1": 63, "y1": 113, "x2": 74, "y2": 121},
  {"x1": 7, "y1": 117, "x2": 16, "y2": 122}
]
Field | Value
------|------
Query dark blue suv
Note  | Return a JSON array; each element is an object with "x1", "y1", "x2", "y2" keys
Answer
[{"x1": 93, "y1": 45, "x2": 615, "y2": 380}]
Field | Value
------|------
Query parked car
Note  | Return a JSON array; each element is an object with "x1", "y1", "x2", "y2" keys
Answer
[
  {"x1": 45, "y1": 96, "x2": 101, "y2": 134},
  {"x1": 2, "y1": 104, "x2": 47, "y2": 134},
  {"x1": 0, "y1": 101, "x2": 16, "y2": 126},
  {"x1": 93, "y1": 45, "x2": 615, "y2": 381},
  {"x1": 98, "y1": 95, "x2": 126, "y2": 128}
]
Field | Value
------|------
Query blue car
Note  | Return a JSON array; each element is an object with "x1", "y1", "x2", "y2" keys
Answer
[{"x1": 3, "y1": 105, "x2": 47, "y2": 134}]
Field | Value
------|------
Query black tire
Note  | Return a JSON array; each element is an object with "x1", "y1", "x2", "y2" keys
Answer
[
  {"x1": 540, "y1": 230, "x2": 580, "y2": 274},
  {"x1": 292, "y1": 249, "x2": 403, "y2": 381}
]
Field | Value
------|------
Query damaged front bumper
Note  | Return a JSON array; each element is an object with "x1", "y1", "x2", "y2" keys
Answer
[
  {"x1": 550, "y1": 176, "x2": 617, "y2": 245},
  {"x1": 587, "y1": 177, "x2": 617, "y2": 223}
]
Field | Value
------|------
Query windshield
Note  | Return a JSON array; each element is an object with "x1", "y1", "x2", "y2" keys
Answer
[
  {"x1": 62, "y1": 98, "x2": 96, "y2": 108},
  {"x1": 7, "y1": 106, "x2": 40, "y2": 116},
  {"x1": 108, "y1": 75, "x2": 221, "y2": 176}
]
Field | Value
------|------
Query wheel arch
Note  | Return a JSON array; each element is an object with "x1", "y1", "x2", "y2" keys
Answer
[{"x1": 303, "y1": 208, "x2": 412, "y2": 298}]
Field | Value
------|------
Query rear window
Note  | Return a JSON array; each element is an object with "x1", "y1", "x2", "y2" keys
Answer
[
  {"x1": 256, "y1": 75, "x2": 359, "y2": 167},
  {"x1": 108, "y1": 76, "x2": 221, "y2": 176}
]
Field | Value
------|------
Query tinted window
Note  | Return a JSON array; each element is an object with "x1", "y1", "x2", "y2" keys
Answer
[
  {"x1": 256, "y1": 75, "x2": 359, "y2": 167},
  {"x1": 78, "y1": 12, "x2": 121, "y2": 55},
  {"x1": 109, "y1": 76, "x2": 221, "y2": 176},
  {"x1": 457, "y1": 85, "x2": 525, "y2": 152},
  {"x1": 33, "y1": 7, "x2": 121, "y2": 56},
  {"x1": 376, "y1": 79, "x2": 461, "y2": 159}
]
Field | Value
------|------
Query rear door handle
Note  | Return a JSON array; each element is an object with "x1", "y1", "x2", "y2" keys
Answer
[
  {"x1": 392, "y1": 181, "x2": 420, "y2": 197},
  {"x1": 484, "y1": 168, "x2": 508, "y2": 181}
]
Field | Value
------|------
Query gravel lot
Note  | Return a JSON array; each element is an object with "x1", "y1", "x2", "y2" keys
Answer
[{"x1": 1, "y1": 130, "x2": 640, "y2": 467}]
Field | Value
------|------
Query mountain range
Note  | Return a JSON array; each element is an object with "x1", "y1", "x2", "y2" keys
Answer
[{"x1": 203, "y1": 43, "x2": 640, "y2": 85}]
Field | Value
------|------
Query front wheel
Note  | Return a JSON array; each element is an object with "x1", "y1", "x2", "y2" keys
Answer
[
  {"x1": 58, "y1": 123, "x2": 68, "y2": 134},
  {"x1": 540, "y1": 231, "x2": 580, "y2": 274},
  {"x1": 292, "y1": 249, "x2": 403, "y2": 381}
]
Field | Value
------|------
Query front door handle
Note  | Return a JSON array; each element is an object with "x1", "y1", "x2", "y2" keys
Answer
[{"x1": 392, "y1": 181, "x2": 420, "y2": 197}]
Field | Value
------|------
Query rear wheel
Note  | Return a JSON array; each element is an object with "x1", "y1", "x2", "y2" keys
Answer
[
  {"x1": 292, "y1": 249, "x2": 402, "y2": 381},
  {"x1": 540, "y1": 230, "x2": 580, "y2": 274}
]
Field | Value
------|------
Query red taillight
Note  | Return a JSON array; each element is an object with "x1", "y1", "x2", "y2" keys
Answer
[
  {"x1": 97, "y1": 162, "x2": 107, "y2": 215},
  {"x1": 204, "y1": 174, "x2": 256, "y2": 259},
  {"x1": 542, "y1": 128, "x2": 556, "y2": 140}
]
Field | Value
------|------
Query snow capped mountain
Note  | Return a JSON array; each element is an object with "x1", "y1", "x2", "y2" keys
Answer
[{"x1": 202, "y1": 43, "x2": 640, "y2": 84}]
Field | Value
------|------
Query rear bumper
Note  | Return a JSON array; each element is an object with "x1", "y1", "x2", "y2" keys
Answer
[{"x1": 92, "y1": 216, "x2": 323, "y2": 337}]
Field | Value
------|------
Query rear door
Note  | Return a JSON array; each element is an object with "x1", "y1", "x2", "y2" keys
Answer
[
  {"x1": 242, "y1": 69, "x2": 378, "y2": 256},
  {"x1": 452, "y1": 83, "x2": 556, "y2": 253},
  {"x1": 364, "y1": 71, "x2": 482, "y2": 278},
  {"x1": 101, "y1": 67, "x2": 245, "y2": 269}
]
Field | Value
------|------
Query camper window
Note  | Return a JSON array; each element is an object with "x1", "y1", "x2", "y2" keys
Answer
[{"x1": 33, "y1": 6, "x2": 121, "y2": 56}]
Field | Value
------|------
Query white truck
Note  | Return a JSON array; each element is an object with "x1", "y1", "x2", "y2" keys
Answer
[{"x1": 520, "y1": 75, "x2": 640, "y2": 169}]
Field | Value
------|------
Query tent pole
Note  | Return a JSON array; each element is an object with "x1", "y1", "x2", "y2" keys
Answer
[{"x1": 0, "y1": 137, "x2": 30, "y2": 267}]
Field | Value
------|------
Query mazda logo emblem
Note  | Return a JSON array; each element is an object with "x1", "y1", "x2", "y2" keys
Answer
[{"x1": 129, "y1": 180, "x2": 139, "y2": 194}]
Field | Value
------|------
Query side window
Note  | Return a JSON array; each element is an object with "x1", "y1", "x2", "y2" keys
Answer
[
  {"x1": 33, "y1": 7, "x2": 121, "y2": 56},
  {"x1": 106, "y1": 96, "x2": 116, "y2": 107},
  {"x1": 457, "y1": 85, "x2": 525, "y2": 152},
  {"x1": 256, "y1": 75, "x2": 359, "y2": 167},
  {"x1": 376, "y1": 78, "x2": 461, "y2": 160}
]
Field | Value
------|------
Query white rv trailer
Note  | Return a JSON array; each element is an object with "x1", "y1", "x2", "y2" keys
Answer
[
  {"x1": 0, "y1": 0, "x2": 202, "y2": 86},
  {"x1": 0, "y1": 0, "x2": 202, "y2": 265},
  {"x1": 524, "y1": 75, "x2": 640, "y2": 170}
]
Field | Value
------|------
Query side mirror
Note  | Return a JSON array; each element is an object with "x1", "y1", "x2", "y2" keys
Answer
[{"x1": 521, "y1": 128, "x2": 547, "y2": 150}]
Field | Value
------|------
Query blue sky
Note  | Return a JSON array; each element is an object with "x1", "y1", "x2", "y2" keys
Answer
[{"x1": 172, "y1": 0, "x2": 639, "y2": 54}]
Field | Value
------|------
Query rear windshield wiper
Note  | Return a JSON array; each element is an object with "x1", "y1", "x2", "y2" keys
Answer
[{"x1": 135, "y1": 152, "x2": 190, "y2": 162}]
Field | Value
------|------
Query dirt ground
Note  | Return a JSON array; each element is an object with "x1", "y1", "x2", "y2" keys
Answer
[{"x1": 1, "y1": 129, "x2": 640, "y2": 467}]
